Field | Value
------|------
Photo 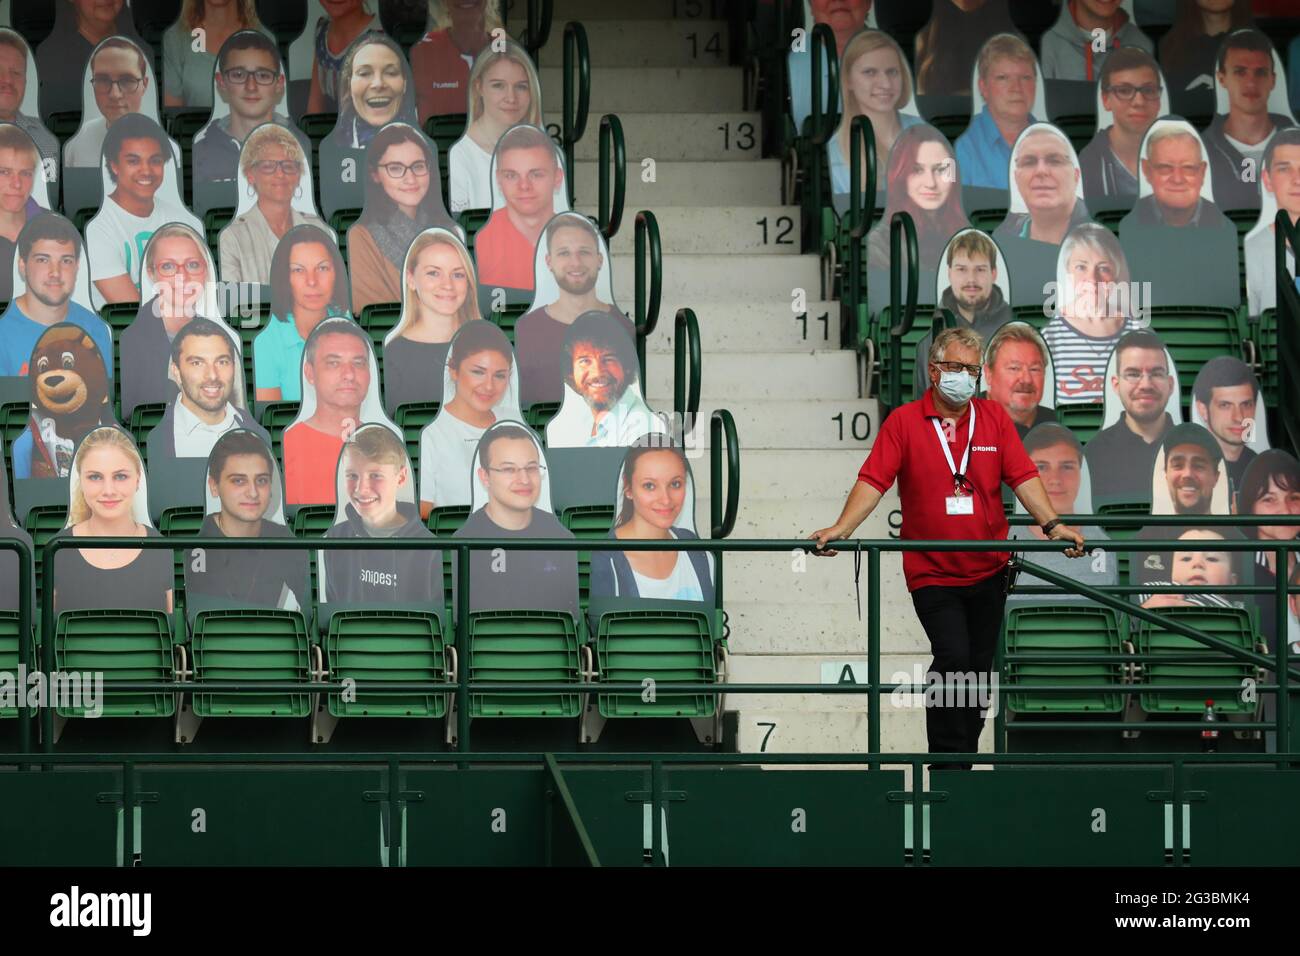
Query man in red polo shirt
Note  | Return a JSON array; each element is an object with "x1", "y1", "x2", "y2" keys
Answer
[{"x1": 812, "y1": 327, "x2": 1085, "y2": 767}]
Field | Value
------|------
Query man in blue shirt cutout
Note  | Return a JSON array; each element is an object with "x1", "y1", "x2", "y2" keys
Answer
[
  {"x1": 955, "y1": 33, "x2": 1040, "y2": 192},
  {"x1": 0, "y1": 212, "x2": 112, "y2": 378}
]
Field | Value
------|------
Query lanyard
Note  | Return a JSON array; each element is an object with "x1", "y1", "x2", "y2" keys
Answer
[{"x1": 931, "y1": 404, "x2": 975, "y2": 494}]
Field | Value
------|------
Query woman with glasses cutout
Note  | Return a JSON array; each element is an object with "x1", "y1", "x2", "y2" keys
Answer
[
  {"x1": 348, "y1": 122, "x2": 456, "y2": 313},
  {"x1": 219, "y1": 123, "x2": 330, "y2": 287}
]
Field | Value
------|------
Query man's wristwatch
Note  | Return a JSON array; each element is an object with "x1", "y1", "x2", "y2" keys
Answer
[{"x1": 1041, "y1": 518, "x2": 1062, "y2": 536}]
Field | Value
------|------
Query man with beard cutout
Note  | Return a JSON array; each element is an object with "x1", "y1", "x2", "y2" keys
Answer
[{"x1": 544, "y1": 312, "x2": 667, "y2": 449}]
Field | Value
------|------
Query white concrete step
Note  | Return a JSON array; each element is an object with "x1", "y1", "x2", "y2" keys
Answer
[
  {"x1": 551, "y1": 113, "x2": 764, "y2": 162},
  {"x1": 726, "y1": 601, "x2": 930, "y2": 656},
  {"x1": 574, "y1": 159, "x2": 781, "y2": 208},
  {"x1": 640, "y1": 301, "x2": 845, "y2": 353},
  {"x1": 646, "y1": 399, "x2": 875, "y2": 450},
  {"x1": 696, "y1": 449, "x2": 869, "y2": 501},
  {"x1": 543, "y1": 0, "x2": 699, "y2": 19},
  {"x1": 537, "y1": 19, "x2": 731, "y2": 67},
  {"x1": 612, "y1": 252, "x2": 820, "y2": 301},
  {"x1": 539, "y1": 66, "x2": 743, "y2": 112},
  {"x1": 645, "y1": 350, "x2": 860, "y2": 400},
  {"x1": 732, "y1": 707, "x2": 994, "y2": 756},
  {"x1": 728, "y1": 654, "x2": 935, "y2": 711},
  {"x1": 594, "y1": 206, "x2": 801, "y2": 256}
]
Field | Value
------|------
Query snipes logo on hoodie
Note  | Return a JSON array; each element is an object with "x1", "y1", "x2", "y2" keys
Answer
[{"x1": 360, "y1": 569, "x2": 397, "y2": 588}]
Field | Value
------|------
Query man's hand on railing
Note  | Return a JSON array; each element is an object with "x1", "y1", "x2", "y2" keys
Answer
[
  {"x1": 1046, "y1": 522, "x2": 1087, "y2": 558},
  {"x1": 809, "y1": 524, "x2": 848, "y2": 556}
]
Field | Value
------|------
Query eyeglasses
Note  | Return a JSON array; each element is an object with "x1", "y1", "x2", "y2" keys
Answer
[
  {"x1": 253, "y1": 159, "x2": 301, "y2": 176},
  {"x1": 91, "y1": 75, "x2": 142, "y2": 94},
  {"x1": 1104, "y1": 83, "x2": 1162, "y2": 102},
  {"x1": 934, "y1": 361, "x2": 981, "y2": 376},
  {"x1": 222, "y1": 67, "x2": 278, "y2": 86},
  {"x1": 486, "y1": 464, "x2": 546, "y2": 479},
  {"x1": 154, "y1": 259, "x2": 206, "y2": 277},
  {"x1": 379, "y1": 160, "x2": 430, "y2": 179},
  {"x1": 1120, "y1": 368, "x2": 1169, "y2": 383}
]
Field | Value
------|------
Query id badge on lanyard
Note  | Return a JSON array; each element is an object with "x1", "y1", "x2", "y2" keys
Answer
[{"x1": 933, "y1": 407, "x2": 976, "y2": 516}]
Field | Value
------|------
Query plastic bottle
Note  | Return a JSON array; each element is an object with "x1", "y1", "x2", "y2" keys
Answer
[{"x1": 1201, "y1": 699, "x2": 1219, "y2": 752}]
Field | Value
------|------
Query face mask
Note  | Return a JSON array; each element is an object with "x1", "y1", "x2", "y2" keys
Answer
[{"x1": 937, "y1": 369, "x2": 977, "y2": 404}]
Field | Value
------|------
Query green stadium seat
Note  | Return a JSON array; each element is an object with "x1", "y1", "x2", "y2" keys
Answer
[
  {"x1": 1133, "y1": 605, "x2": 1259, "y2": 716},
  {"x1": 1094, "y1": 208, "x2": 1124, "y2": 236},
  {"x1": 1053, "y1": 114, "x2": 1094, "y2": 155},
  {"x1": 1146, "y1": 305, "x2": 1245, "y2": 392},
  {"x1": 128, "y1": 402, "x2": 166, "y2": 449},
  {"x1": 561, "y1": 504, "x2": 616, "y2": 611},
  {"x1": 394, "y1": 401, "x2": 439, "y2": 467},
  {"x1": 159, "y1": 506, "x2": 205, "y2": 611},
  {"x1": 290, "y1": 505, "x2": 335, "y2": 603},
  {"x1": 47, "y1": 112, "x2": 81, "y2": 143},
  {"x1": 1, "y1": 400, "x2": 29, "y2": 464},
  {"x1": 969, "y1": 208, "x2": 1007, "y2": 234},
  {"x1": 100, "y1": 302, "x2": 140, "y2": 337},
  {"x1": 1003, "y1": 603, "x2": 1125, "y2": 715},
  {"x1": 0, "y1": 612, "x2": 33, "y2": 717},
  {"x1": 427, "y1": 505, "x2": 470, "y2": 536},
  {"x1": 204, "y1": 206, "x2": 236, "y2": 260},
  {"x1": 926, "y1": 115, "x2": 968, "y2": 142},
  {"x1": 1010, "y1": 305, "x2": 1051, "y2": 330},
  {"x1": 467, "y1": 609, "x2": 582, "y2": 717},
  {"x1": 325, "y1": 608, "x2": 448, "y2": 718},
  {"x1": 594, "y1": 606, "x2": 717, "y2": 718},
  {"x1": 259, "y1": 401, "x2": 301, "y2": 463},
  {"x1": 458, "y1": 209, "x2": 491, "y2": 252},
  {"x1": 191, "y1": 608, "x2": 312, "y2": 717},
  {"x1": 423, "y1": 114, "x2": 467, "y2": 153},
  {"x1": 24, "y1": 504, "x2": 66, "y2": 610},
  {"x1": 360, "y1": 301, "x2": 403, "y2": 351},
  {"x1": 875, "y1": 304, "x2": 937, "y2": 402},
  {"x1": 1255, "y1": 309, "x2": 1278, "y2": 406},
  {"x1": 330, "y1": 208, "x2": 362, "y2": 259},
  {"x1": 491, "y1": 302, "x2": 528, "y2": 344},
  {"x1": 525, "y1": 401, "x2": 560, "y2": 432},
  {"x1": 55, "y1": 609, "x2": 176, "y2": 718},
  {"x1": 1096, "y1": 501, "x2": 1150, "y2": 584},
  {"x1": 299, "y1": 113, "x2": 338, "y2": 142},
  {"x1": 1054, "y1": 403, "x2": 1104, "y2": 443}
]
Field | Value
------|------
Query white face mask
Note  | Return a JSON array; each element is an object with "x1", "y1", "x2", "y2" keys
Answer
[{"x1": 937, "y1": 368, "x2": 977, "y2": 404}]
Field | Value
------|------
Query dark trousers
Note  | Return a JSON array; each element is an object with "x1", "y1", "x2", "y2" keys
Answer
[{"x1": 909, "y1": 567, "x2": 1009, "y2": 768}]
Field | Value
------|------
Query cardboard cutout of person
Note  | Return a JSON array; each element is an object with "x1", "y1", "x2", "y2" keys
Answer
[
  {"x1": 281, "y1": 315, "x2": 399, "y2": 506},
  {"x1": 474, "y1": 123, "x2": 569, "y2": 294},
  {"x1": 1243, "y1": 124, "x2": 1300, "y2": 316},
  {"x1": 320, "y1": 421, "x2": 442, "y2": 605},
  {"x1": 160, "y1": 0, "x2": 273, "y2": 110},
  {"x1": 0, "y1": 29, "x2": 61, "y2": 182},
  {"x1": 192, "y1": 30, "x2": 312, "y2": 216},
  {"x1": 410, "y1": 0, "x2": 506, "y2": 122},
  {"x1": 914, "y1": 0, "x2": 1017, "y2": 98},
  {"x1": 0, "y1": 123, "x2": 57, "y2": 302},
  {"x1": 63, "y1": 34, "x2": 159, "y2": 169},
  {"x1": 186, "y1": 427, "x2": 309, "y2": 611},
  {"x1": 515, "y1": 211, "x2": 635, "y2": 408},
  {"x1": 1085, "y1": 328, "x2": 1181, "y2": 505},
  {"x1": 120, "y1": 222, "x2": 228, "y2": 419},
  {"x1": 590, "y1": 439, "x2": 715, "y2": 605},
  {"x1": 447, "y1": 37, "x2": 543, "y2": 214},
  {"x1": 12, "y1": 322, "x2": 116, "y2": 479},
  {"x1": 52, "y1": 424, "x2": 173, "y2": 616},
  {"x1": 452, "y1": 420, "x2": 579, "y2": 618},
  {"x1": 954, "y1": 33, "x2": 1045, "y2": 192},
  {"x1": 1149, "y1": 421, "x2": 1232, "y2": 516},
  {"x1": 1204, "y1": 29, "x2": 1295, "y2": 211},
  {"x1": 289, "y1": 0, "x2": 382, "y2": 119},
  {"x1": 545, "y1": 312, "x2": 668, "y2": 450},
  {"x1": 1079, "y1": 47, "x2": 1168, "y2": 210},
  {"x1": 1189, "y1": 355, "x2": 1269, "y2": 502},
  {"x1": 349, "y1": 121, "x2": 457, "y2": 313},
  {"x1": 381, "y1": 226, "x2": 479, "y2": 415},
  {"x1": 1041, "y1": 222, "x2": 1142, "y2": 405},
  {"x1": 252, "y1": 224, "x2": 353, "y2": 403},
  {"x1": 83, "y1": 112, "x2": 204, "y2": 310},
  {"x1": 981, "y1": 320, "x2": 1056, "y2": 438},
  {"x1": 36, "y1": 0, "x2": 145, "y2": 123},
  {"x1": 318, "y1": 31, "x2": 420, "y2": 218},
  {"x1": 1040, "y1": 0, "x2": 1153, "y2": 83},
  {"x1": 218, "y1": 122, "x2": 330, "y2": 288},
  {"x1": 0, "y1": 444, "x2": 34, "y2": 612},
  {"x1": 1232, "y1": 449, "x2": 1300, "y2": 651},
  {"x1": 0, "y1": 212, "x2": 111, "y2": 378},
  {"x1": 1136, "y1": 526, "x2": 1248, "y2": 610},
  {"x1": 417, "y1": 318, "x2": 522, "y2": 516}
]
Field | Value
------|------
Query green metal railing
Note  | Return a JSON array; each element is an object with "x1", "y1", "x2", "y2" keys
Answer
[
  {"x1": 634, "y1": 210, "x2": 662, "y2": 383},
  {"x1": 842, "y1": 114, "x2": 877, "y2": 346},
  {"x1": 806, "y1": 23, "x2": 838, "y2": 241},
  {"x1": 673, "y1": 308, "x2": 702, "y2": 422},
  {"x1": 1276, "y1": 211, "x2": 1300, "y2": 455},
  {"x1": 18, "y1": 526, "x2": 1297, "y2": 754},
  {"x1": 597, "y1": 114, "x2": 626, "y2": 240},
  {"x1": 562, "y1": 22, "x2": 590, "y2": 209},
  {"x1": 521, "y1": 0, "x2": 554, "y2": 61},
  {"x1": 885, "y1": 210, "x2": 919, "y2": 413}
]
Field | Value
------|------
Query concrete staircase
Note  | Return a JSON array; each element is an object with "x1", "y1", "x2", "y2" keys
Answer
[{"x1": 537, "y1": 0, "x2": 981, "y2": 758}]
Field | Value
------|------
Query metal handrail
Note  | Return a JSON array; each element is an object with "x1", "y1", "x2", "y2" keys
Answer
[
  {"x1": 673, "y1": 308, "x2": 702, "y2": 421},
  {"x1": 886, "y1": 210, "x2": 919, "y2": 411},
  {"x1": 710, "y1": 410, "x2": 739, "y2": 540},
  {"x1": 523, "y1": 0, "x2": 554, "y2": 60},
  {"x1": 597, "y1": 114, "x2": 626, "y2": 240},
  {"x1": 634, "y1": 210, "x2": 662, "y2": 382},
  {"x1": 562, "y1": 22, "x2": 590, "y2": 209},
  {"x1": 844, "y1": 115, "x2": 877, "y2": 342}
]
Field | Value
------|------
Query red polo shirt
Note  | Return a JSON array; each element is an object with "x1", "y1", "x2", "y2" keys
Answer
[{"x1": 858, "y1": 390, "x2": 1038, "y2": 591}]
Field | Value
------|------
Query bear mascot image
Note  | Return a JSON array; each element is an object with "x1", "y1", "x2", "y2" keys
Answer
[{"x1": 23, "y1": 324, "x2": 113, "y2": 479}]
